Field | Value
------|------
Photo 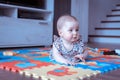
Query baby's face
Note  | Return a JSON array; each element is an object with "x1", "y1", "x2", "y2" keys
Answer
[{"x1": 60, "y1": 21, "x2": 80, "y2": 43}]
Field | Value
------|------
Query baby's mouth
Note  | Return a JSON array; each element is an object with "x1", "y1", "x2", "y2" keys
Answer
[{"x1": 73, "y1": 37, "x2": 78, "y2": 41}]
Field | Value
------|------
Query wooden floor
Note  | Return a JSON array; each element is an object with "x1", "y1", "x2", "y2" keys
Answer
[
  {"x1": 0, "y1": 42, "x2": 119, "y2": 50},
  {"x1": 87, "y1": 42, "x2": 120, "y2": 50},
  {"x1": 92, "y1": 69, "x2": 120, "y2": 80}
]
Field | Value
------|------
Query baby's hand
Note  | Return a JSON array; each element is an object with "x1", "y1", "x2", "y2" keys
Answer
[
  {"x1": 64, "y1": 60, "x2": 76, "y2": 66},
  {"x1": 74, "y1": 54, "x2": 86, "y2": 63}
]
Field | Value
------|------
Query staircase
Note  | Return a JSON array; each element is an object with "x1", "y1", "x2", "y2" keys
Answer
[{"x1": 89, "y1": 4, "x2": 120, "y2": 44}]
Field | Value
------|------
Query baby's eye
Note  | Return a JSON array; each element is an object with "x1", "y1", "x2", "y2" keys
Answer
[
  {"x1": 68, "y1": 29, "x2": 73, "y2": 32},
  {"x1": 75, "y1": 29, "x2": 79, "y2": 32}
]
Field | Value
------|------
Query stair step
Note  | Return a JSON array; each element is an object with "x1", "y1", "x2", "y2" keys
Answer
[
  {"x1": 101, "y1": 22, "x2": 120, "y2": 27},
  {"x1": 107, "y1": 16, "x2": 120, "y2": 20},
  {"x1": 95, "y1": 27, "x2": 120, "y2": 30},
  {"x1": 89, "y1": 35, "x2": 120, "y2": 38},
  {"x1": 116, "y1": 6, "x2": 120, "y2": 9},
  {"x1": 101, "y1": 20, "x2": 120, "y2": 27},
  {"x1": 116, "y1": 4, "x2": 120, "y2": 6},
  {"x1": 107, "y1": 15, "x2": 120, "y2": 17},
  {"x1": 89, "y1": 35, "x2": 120, "y2": 44},
  {"x1": 111, "y1": 11, "x2": 120, "y2": 15},
  {"x1": 112, "y1": 9, "x2": 120, "y2": 11},
  {"x1": 101, "y1": 21, "x2": 120, "y2": 23},
  {"x1": 95, "y1": 28, "x2": 120, "y2": 36},
  {"x1": 107, "y1": 14, "x2": 120, "y2": 20},
  {"x1": 89, "y1": 3, "x2": 120, "y2": 44}
]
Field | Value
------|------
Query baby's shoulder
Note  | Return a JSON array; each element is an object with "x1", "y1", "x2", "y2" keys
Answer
[
  {"x1": 53, "y1": 35, "x2": 61, "y2": 42},
  {"x1": 53, "y1": 35, "x2": 59, "y2": 41},
  {"x1": 75, "y1": 39, "x2": 84, "y2": 47},
  {"x1": 53, "y1": 35, "x2": 62, "y2": 46}
]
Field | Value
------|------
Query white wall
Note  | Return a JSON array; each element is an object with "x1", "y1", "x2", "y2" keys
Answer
[
  {"x1": 89, "y1": 0, "x2": 120, "y2": 35},
  {"x1": 71, "y1": 0, "x2": 89, "y2": 43}
]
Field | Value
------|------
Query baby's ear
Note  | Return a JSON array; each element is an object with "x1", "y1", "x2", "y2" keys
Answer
[{"x1": 53, "y1": 35, "x2": 59, "y2": 41}]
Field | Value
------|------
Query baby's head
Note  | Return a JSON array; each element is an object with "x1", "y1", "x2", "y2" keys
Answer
[
  {"x1": 57, "y1": 14, "x2": 80, "y2": 42},
  {"x1": 57, "y1": 14, "x2": 79, "y2": 32}
]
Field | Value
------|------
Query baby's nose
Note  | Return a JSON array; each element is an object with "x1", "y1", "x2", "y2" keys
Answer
[{"x1": 73, "y1": 31, "x2": 77, "y2": 35}]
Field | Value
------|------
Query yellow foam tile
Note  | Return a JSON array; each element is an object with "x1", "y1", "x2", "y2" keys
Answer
[{"x1": 20, "y1": 64, "x2": 99, "y2": 80}]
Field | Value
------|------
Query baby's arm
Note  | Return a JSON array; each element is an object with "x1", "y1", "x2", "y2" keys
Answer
[
  {"x1": 52, "y1": 45, "x2": 72, "y2": 65},
  {"x1": 74, "y1": 48, "x2": 89, "y2": 63}
]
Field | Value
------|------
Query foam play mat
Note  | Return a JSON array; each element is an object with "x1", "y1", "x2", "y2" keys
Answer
[{"x1": 0, "y1": 47, "x2": 120, "y2": 80}]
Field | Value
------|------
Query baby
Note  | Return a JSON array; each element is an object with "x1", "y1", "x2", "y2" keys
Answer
[{"x1": 50, "y1": 14, "x2": 88, "y2": 65}]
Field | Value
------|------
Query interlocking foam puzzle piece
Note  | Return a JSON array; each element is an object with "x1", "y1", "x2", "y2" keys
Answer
[
  {"x1": 74, "y1": 55, "x2": 120, "y2": 73},
  {"x1": 0, "y1": 60, "x2": 53, "y2": 72},
  {"x1": 1, "y1": 47, "x2": 120, "y2": 80},
  {"x1": 19, "y1": 64, "x2": 100, "y2": 80},
  {"x1": 88, "y1": 55, "x2": 120, "y2": 67},
  {"x1": 32, "y1": 53, "x2": 120, "y2": 73},
  {"x1": 75, "y1": 61, "x2": 119, "y2": 73},
  {"x1": 15, "y1": 62, "x2": 37, "y2": 68}
]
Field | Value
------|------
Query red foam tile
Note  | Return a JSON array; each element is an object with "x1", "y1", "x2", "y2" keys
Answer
[{"x1": 0, "y1": 60, "x2": 54, "y2": 72}]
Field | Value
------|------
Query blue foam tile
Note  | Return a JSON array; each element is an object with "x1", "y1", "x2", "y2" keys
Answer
[
  {"x1": 74, "y1": 64, "x2": 88, "y2": 69},
  {"x1": 10, "y1": 56, "x2": 30, "y2": 63},
  {"x1": 0, "y1": 58, "x2": 13, "y2": 63},
  {"x1": 13, "y1": 50, "x2": 31, "y2": 54},
  {"x1": 74, "y1": 61, "x2": 120, "y2": 73},
  {"x1": 33, "y1": 56, "x2": 51, "y2": 62},
  {"x1": 15, "y1": 62, "x2": 36, "y2": 68},
  {"x1": 0, "y1": 52, "x2": 3, "y2": 56},
  {"x1": 0, "y1": 56, "x2": 12, "y2": 60},
  {"x1": 0, "y1": 52, "x2": 13, "y2": 62},
  {"x1": 24, "y1": 53, "x2": 42, "y2": 57}
]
